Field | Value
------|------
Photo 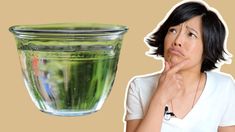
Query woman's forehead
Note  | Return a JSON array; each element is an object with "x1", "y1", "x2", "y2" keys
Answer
[{"x1": 171, "y1": 16, "x2": 202, "y2": 33}]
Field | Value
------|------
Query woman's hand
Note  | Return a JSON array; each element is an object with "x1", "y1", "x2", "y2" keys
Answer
[
  {"x1": 132, "y1": 59, "x2": 189, "y2": 132},
  {"x1": 154, "y1": 59, "x2": 189, "y2": 105}
]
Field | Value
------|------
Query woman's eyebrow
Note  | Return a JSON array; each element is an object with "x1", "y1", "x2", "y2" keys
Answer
[{"x1": 186, "y1": 25, "x2": 199, "y2": 35}]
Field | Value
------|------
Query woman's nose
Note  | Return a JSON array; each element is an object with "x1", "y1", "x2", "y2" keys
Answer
[
  {"x1": 173, "y1": 42, "x2": 182, "y2": 47},
  {"x1": 173, "y1": 32, "x2": 183, "y2": 47},
  {"x1": 174, "y1": 43, "x2": 182, "y2": 47}
]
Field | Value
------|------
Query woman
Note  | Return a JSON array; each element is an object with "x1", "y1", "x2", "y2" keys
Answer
[{"x1": 125, "y1": 1, "x2": 235, "y2": 132}]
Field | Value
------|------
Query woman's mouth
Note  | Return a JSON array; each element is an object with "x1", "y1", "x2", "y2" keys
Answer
[{"x1": 168, "y1": 48, "x2": 184, "y2": 57}]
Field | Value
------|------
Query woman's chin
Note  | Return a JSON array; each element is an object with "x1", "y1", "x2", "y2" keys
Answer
[{"x1": 167, "y1": 56, "x2": 181, "y2": 67}]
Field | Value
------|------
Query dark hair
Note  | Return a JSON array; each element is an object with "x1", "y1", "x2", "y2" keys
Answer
[{"x1": 145, "y1": 2, "x2": 227, "y2": 72}]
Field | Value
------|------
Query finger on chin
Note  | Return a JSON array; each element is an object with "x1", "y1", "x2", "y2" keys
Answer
[{"x1": 169, "y1": 59, "x2": 189, "y2": 73}]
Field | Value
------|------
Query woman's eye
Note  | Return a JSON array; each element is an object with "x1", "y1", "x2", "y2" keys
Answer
[
  {"x1": 168, "y1": 28, "x2": 177, "y2": 34},
  {"x1": 188, "y1": 32, "x2": 197, "y2": 38}
]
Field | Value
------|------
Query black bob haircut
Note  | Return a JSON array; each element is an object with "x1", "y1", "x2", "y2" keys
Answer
[{"x1": 145, "y1": 1, "x2": 228, "y2": 72}]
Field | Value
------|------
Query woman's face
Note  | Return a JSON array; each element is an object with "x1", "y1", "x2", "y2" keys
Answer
[{"x1": 164, "y1": 16, "x2": 203, "y2": 71}]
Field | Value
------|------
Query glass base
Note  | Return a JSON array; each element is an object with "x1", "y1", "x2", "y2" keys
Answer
[{"x1": 40, "y1": 109, "x2": 99, "y2": 116}]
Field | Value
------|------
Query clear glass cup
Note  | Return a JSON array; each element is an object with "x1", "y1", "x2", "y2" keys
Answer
[{"x1": 9, "y1": 23, "x2": 128, "y2": 116}]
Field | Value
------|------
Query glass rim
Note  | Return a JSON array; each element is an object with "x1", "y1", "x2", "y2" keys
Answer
[{"x1": 9, "y1": 23, "x2": 128, "y2": 35}]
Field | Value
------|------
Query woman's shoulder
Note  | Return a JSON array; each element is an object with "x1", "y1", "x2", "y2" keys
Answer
[
  {"x1": 207, "y1": 71, "x2": 235, "y2": 92},
  {"x1": 127, "y1": 72, "x2": 161, "y2": 92},
  {"x1": 130, "y1": 72, "x2": 161, "y2": 84},
  {"x1": 207, "y1": 71, "x2": 234, "y2": 82}
]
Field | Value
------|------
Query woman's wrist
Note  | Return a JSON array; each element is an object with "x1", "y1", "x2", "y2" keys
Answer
[{"x1": 151, "y1": 91, "x2": 168, "y2": 107}]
